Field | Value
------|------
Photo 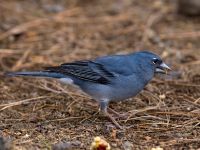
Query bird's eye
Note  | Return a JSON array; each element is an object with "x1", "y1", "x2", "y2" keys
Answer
[{"x1": 152, "y1": 58, "x2": 161, "y2": 64}]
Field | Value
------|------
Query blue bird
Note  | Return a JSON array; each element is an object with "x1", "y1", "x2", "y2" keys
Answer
[{"x1": 6, "y1": 51, "x2": 171, "y2": 129}]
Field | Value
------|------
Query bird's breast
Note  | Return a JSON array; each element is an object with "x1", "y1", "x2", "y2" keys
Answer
[{"x1": 108, "y1": 77, "x2": 146, "y2": 101}]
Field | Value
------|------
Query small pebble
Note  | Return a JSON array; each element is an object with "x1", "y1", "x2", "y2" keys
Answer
[
  {"x1": 151, "y1": 146, "x2": 163, "y2": 150},
  {"x1": 43, "y1": 4, "x2": 64, "y2": 13},
  {"x1": 0, "y1": 137, "x2": 13, "y2": 150},
  {"x1": 122, "y1": 141, "x2": 133, "y2": 150},
  {"x1": 52, "y1": 141, "x2": 81, "y2": 150},
  {"x1": 177, "y1": 0, "x2": 200, "y2": 16}
]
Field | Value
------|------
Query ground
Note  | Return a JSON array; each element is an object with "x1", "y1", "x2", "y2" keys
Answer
[{"x1": 0, "y1": 0, "x2": 200, "y2": 149}]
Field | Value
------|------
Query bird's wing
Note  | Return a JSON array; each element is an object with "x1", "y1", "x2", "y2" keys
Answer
[
  {"x1": 94, "y1": 54, "x2": 135, "y2": 76},
  {"x1": 45, "y1": 60, "x2": 115, "y2": 84}
]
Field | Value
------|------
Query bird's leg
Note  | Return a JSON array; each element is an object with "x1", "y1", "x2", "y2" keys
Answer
[{"x1": 99, "y1": 101, "x2": 122, "y2": 129}]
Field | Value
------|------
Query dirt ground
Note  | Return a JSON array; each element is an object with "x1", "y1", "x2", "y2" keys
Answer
[{"x1": 0, "y1": 0, "x2": 200, "y2": 149}]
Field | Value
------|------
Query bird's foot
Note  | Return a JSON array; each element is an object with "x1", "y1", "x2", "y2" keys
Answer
[
  {"x1": 99, "y1": 101, "x2": 124, "y2": 129},
  {"x1": 103, "y1": 111, "x2": 123, "y2": 129},
  {"x1": 108, "y1": 107, "x2": 129, "y2": 119}
]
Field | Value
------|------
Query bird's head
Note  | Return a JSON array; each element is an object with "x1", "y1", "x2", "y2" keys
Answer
[{"x1": 132, "y1": 51, "x2": 171, "y2": 75}]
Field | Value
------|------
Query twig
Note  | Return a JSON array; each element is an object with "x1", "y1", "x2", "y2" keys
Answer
[
  {"x1": 155, "y1": 111, "x2": 200, "y2": 117},
  {"x1": 44, "y1": 116, "x2": 84, "y2": 123},
  {"x1": 0, "y1": 95, "x2": 52, "y2": 111},
  {"x1": 180, "y1": 95, "x2": 200, "y2": 108},
  {"x1": 160, "y1": 31, "x2": 200, "y2": 40},
  {"x1": 0, "y1": 49, "x2": 24, "y2": 54},
  {"x1": 11, "y1": 49, "x2": 31, "y2": 71},
  {"x1": 0, "y1": 7, "x2": 81, "y2": 41},
  {"x1": 125, "y1": 105, "x2": 160, "y2": 122}
]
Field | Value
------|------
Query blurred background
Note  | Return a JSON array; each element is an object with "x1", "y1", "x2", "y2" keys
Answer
[{"x1": 0, "y1": 0, "x2": 200, "y2": 149}]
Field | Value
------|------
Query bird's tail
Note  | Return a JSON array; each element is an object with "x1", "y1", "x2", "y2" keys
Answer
[{"x1": 5, "y1": 71, "x2": 65, "y2": 78}]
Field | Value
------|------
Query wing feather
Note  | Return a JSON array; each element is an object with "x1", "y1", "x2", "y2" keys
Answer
[{"x1": 45, "y1": 60, "x2": 114, "y2": 84}]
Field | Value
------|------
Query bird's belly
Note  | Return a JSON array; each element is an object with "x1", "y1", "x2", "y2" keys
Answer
[
  {"x1": 79, "y1": 79, "x2": 145, "y2": 102},
  {"x1": 108, "y1": 85, "x2": 143, "y2": 101}
]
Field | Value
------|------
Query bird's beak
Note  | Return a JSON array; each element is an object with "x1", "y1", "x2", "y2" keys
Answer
[{"x1": 155, "y1": 62, "x2": 171, "y2": 74}]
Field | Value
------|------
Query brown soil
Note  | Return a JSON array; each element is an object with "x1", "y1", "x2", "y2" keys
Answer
[{"x1": 0, "y1": 0, "x2": 200, "y2": 149}]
